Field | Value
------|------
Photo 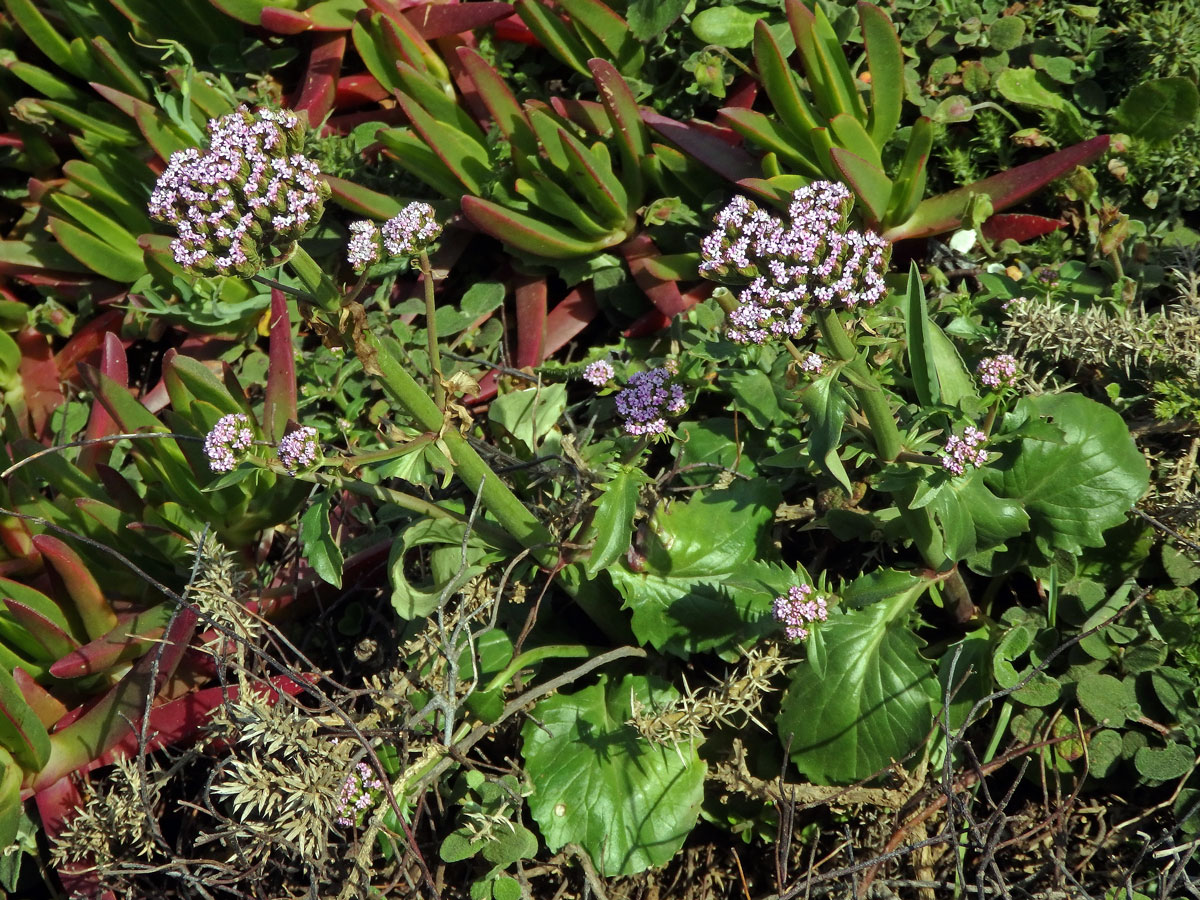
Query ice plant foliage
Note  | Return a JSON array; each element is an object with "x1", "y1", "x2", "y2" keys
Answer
[
  {"x1": 335, "y1": 762, "x2": 385, "y2": 827},
  {"x1": 940, "y1": 426, "x2": 989, "y2": 476},
  {"x1": 977, "y1": 354, "x2": 1020, "y2": 388},
  {"x1": 583, "y1": 359, "x2": 616, "y2": 387},
  {"x1": 148, "y1": 106, "x2": 330, "y2": 277},
  {"x1": 615, "y1": 367, "x2": 687, "y2": 436},
  {"x1": 203, "y1": 413, "x2": 254, "y2": 473},
  {"x1": 700, "y1": 182, "x2": 891, "y2": 344},
  {"x1": 773, "y1": 584, "x2": 829, "y2": 642},
  {"x1": 277, "y1": 426, "x2": 320, "y2": 474}
]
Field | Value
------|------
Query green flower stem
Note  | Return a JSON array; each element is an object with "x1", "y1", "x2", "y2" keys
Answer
[
  {"x1": 982, "y1": 400, "x2": 1000, "y2": 437},
  {"x1": 366, "y1": 332, "x2": 554, "y2": 558},
  {"x1": 287, "y1": 245, "x2": 343, "y2": 313},
  {"x1": 417, "y1": 250, "x2": 446, "y2": 410},
  {"x1": 480, "y1": 644, "x2": 591, "y2": 694},
  {"x1": 816, "y1": 308, "x2": 903, "y2": 463}
]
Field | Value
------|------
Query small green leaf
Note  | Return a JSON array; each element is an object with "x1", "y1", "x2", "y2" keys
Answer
[
  {"x1": 488, "y1": 383, "x2": 568, "y2": 455},
  {"x1": 585, "y1": 466, "x2": 649, "y2": 578},
  {"x1": 1076, "y1": 673, "x2": 1139, "y2": 726},
  {"x1": 987, "y1": 16, "x2": 1026, "y2": 51},
  {"x1": 626, "y1": 0, "x2": 688, "y2": 41},
  {"x1": 522, "y1": 673, "x2": 705, "y2": 876},
  {"x1": 1114, "y1": 77, "x2": 1200, "y2": 145},
  {"x1": 1134, "y1": 742, "x2": 1195, "y2": 783},
  {"x1": 691, "y1": 6, "x2": 764, "y2": 48},
  {"x1": 300, "y1": 494, "x2": 344, "y2": 588}
]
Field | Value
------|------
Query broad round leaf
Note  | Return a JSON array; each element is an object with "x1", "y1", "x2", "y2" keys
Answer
[
  {"x1": 985, "y1": 394, "x2": 1148, "y2": 559},
  {"x1": 522, "y1": 674, "x2": 705, "y2": 876},
  {"x1": 778, "y1": 570, "x2": 939, "y2": 784}
]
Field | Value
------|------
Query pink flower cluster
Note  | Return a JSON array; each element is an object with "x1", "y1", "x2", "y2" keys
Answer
[
  {"x1": 335, "y1": 761, "x2": 385, "y2": 826},
  {"x1": 203, "y1": 413, "x2": 254, "y2": 472},
  {"x1": 582, "y1": 359, "x2": 615, "y2": 386},
  {"x1": 346, "y1": 202, "x2": 444, "y2": 273},
  {"x1": 615, "y1": 367, "x2": 687, "y2": 436},
  {"x1": 699, "y1": 182, "x2": 891, "y2": 345},
  {"x1": 941, "y1": 426, "x2": 988, "y2": 476},
  {"x1": 277, "y1": 426, "x2": 319, "y2": 474},
  {"x1": 148, "y1": 106, "x2": 329, "y2": 277},
  {"x1": 976, "y1": 354, "x2": 1020, "y2": 389},
  {"x1": 800, "y1": 353, "x2": 823, "y2": 374},
  {"x1": 773, "y1": 583, "x2": 829, "y2": 642}
]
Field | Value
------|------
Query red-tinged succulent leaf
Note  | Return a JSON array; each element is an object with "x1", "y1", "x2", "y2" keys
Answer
[
  {"x1": 514, "y1": 274, "x2": 548, "y2": 368},
  {"x1": 979, "y1": 213, "x2": 1067, "y2": 243},
  {"x1": 458, "y1": 47, "x2": 538, "y2": 161},
  {"x1": 589, "y1": 59, "x2": 647, "y2": 203},
  {"x1": 726, "y1": 75, "x2": 758, "y2": 110},
  {"x1": 0, "y1": 665, "x2": 51, "y2": 771},
  {"x1": 641, "y1": 110, "x2": 760, "y2": 183},
  {"x1": 49, "y1": 604, "x2": 173, "y2": 679},
  {"x1": 33, "y1": 776, "x2": 116, "y2": 900},
  {"x1": 78, "y1": 331, "x2": 127, "y2": 473},
  {"x1": 882, "y1": 134, "x2": 1112, "y2": 242},
  {"x1": 54, "y1": 309, "x2": 125, "y2": 384},
  {"x1": 33, "y1": 535, "x2": 118, "y2": 642},
  {"x1": 830, "y1": 146, "x2": 891, "y2": 225},
  {"x1": 544, "y1": 284, "x2": 599, "y2": 357},
  {"x1": 3, "y1": 600, "x2": 81, "y2": 662},
  {"x1": 34, "y1": 606, "x2": 197, "y2": 790},
  {"x1": 47, "y1": 217, "x2": 144, "y2": 283},
  {"x1": 640, "y1": 252, "x2": 700, "y2": 282},
  {"x1": 547, "y1": 97, "x2": 610, "y2": 135},
  {"x1": 0, "y1": 515, "x2": 35, "y2": 569},
  {"x1": 16, "y1": 327, "x2": 65, "y2": 439},
  {"x1": 494, "y1": 15, "x2": 540, "y2": 45},
  {"x1": 293, "y1": 32, "x2": 347, "y2": 128},
  {"x1": 88, "y1": 82, "x2": 140, "y2": 118},
  {"x1": 0, "y1": 748, "x2": 18, "y2": 850},
  {"x1": 393, "y1": 94, "x2": 490, "y2": 194},
  {"x1": 324, "y1": 106, "x2": 407, "y2": 135},
  {"x1": 405, "y1": 2, "x2": 513, "y2": 39},
  {"x1": 621, "y1": 232, "x2": 688, "y2": 317},
  {"x1": 623, "y1": 308, "x2": 672, "y2": 338},
  {"x1": 462, "y1": 195, "x2": 624, "y2": 258},
  {"x1": 95, "y1": 465, "x2": 145, "y2": 517},
  {"x1": 335, "y1": 73, "x2": 389, "y2": 108},
  {"x1": 207, "y1": 0, "x2": 271, "y2": 26},
  {"x1": 303, "y1": 0, "x2": 362, "y2": 29},
  {"x1": 91, "y1": 37, "x2": 152, "y2": 102},
  {"x1": 4, "y1": 0, "x2": 87, "y2": 80},
  {"x1": 323, "y1": 175, "x2": 404, "y2": 218},
  {"x1": 720, "y1": 107, "x2": 822, "y2": 176},
  {"x1": 11, "y1": 668, "x2": 67, "y2": 730},
  {"x1": 265, "y1": 290, "x2": 298, "y2": 442},
  {"x1": 260, "y1": 6, "x2": 312, "y2": 32},
  {"x1": 513, "y1": 0, "x2": 593, "y2": 77},
  {"x1": 0, "y1": 240, "x2": 89, "y2": 276}
]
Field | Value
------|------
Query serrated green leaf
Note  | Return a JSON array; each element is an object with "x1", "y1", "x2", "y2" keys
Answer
[
  {"x1": 983, "y1": 394, "x2": 1148, "y2": 559},
  {"x1": 585, "y1": 466, "x2": 648, "y2": 578},
  {"x1": 300, "y1": 494, "x2": 343, "y2": 589},
  {"x1": 798, "y1": 373, "x2": 853, "y2": 492},
  {"x1": 522, "y1": 673, "x2": 705, "y2": 876},
  {"x1": 608, "y1": 480, "x2": 780, "y2": 658},
  {"x1": 779, "y1": 568, "x2": 939, "y2": 783}
]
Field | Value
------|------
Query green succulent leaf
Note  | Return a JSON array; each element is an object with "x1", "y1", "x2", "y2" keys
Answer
[
  {"x1": 858, "y1": 1, "x2": 903, "y2": 149},
  {"x1": 522, "y1": 673, "x2": 705, "y2": 876},
  {"x1": 0, "y1": 665, "x2": 51, "y2": 772}
]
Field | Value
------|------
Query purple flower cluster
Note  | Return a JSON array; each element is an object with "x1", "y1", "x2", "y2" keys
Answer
[
  {"x1": 582, "y1": 359, "x2": 615, "y2": 387},
  {"x1": 148, "y1": 106, "x2": 330, "y2": 277},
  {"x1": 615, "y1": 367, "x2": 687, "y2": 436},
  {"x1": 773, "y1": 583, "x2": 829, "y2": 642},
  {"x1": 800, "y1": 352, "x2": 823, "y2": 374},
  {"x1": 335, "y1": 761, "x2": 385, "y2": 826},
  {"x1": 345, "y1": 203, "x2": 443, "y2": 273},
  {"x1": 976, "y1": 354, "x2": 1020, "y2": 389},
  {"x1": 382, "y1": 201, "x2": 442, "y2": 256},
  {"x1": 940, "y1": 426, "x2": 988, "y2": 476},
  {"x1": 203, "y1": 413, "x2": 254, "y2": 473},
  {"x1": 277, "y1": 426, "x2": 320, "y2": 474},
  {"x1": 700, "y1": 182, "x2": 891, "y2": 345},
  {"x1": 346, "y1": 220, "x2": 380, "y2": 273}
]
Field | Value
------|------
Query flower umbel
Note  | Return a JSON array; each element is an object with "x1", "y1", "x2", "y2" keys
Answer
[
  {"x1": 148, "y1": 106, "x2": 330, "y2": 277},
  {"x1": 773, "y1": 584, "x2": 829, "y2": 642},
  {"x1": 277, "y1": 426, "x2": 320, "y2": 474},
  {"x1": 700, "y1": 181, "x2": 890, "y2": 345},
  {"x1": 335, "y1": 761, "x2": 385, "y2": 827},
  {"x1": 381, "y1": 202, "x2": 442, "y2": 257},
  {"x1": 940, "y1": 426, "x2": 989, "y2": 476},
  {"x1": 204, "y1": 414, "x2": 254, "y2": 473},
  {"x1": 346, "y1": 220, "x2": 381, "y2": 273},
  {"x1": 976, "y1": 354, "x2": 1020, "y2": 389},
  {"x1": 615, "y1": 367, "x2": 687, "y2": 436},
  {"x1": 582, "y1": 359, "x2": 616, "y2": 387}
]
